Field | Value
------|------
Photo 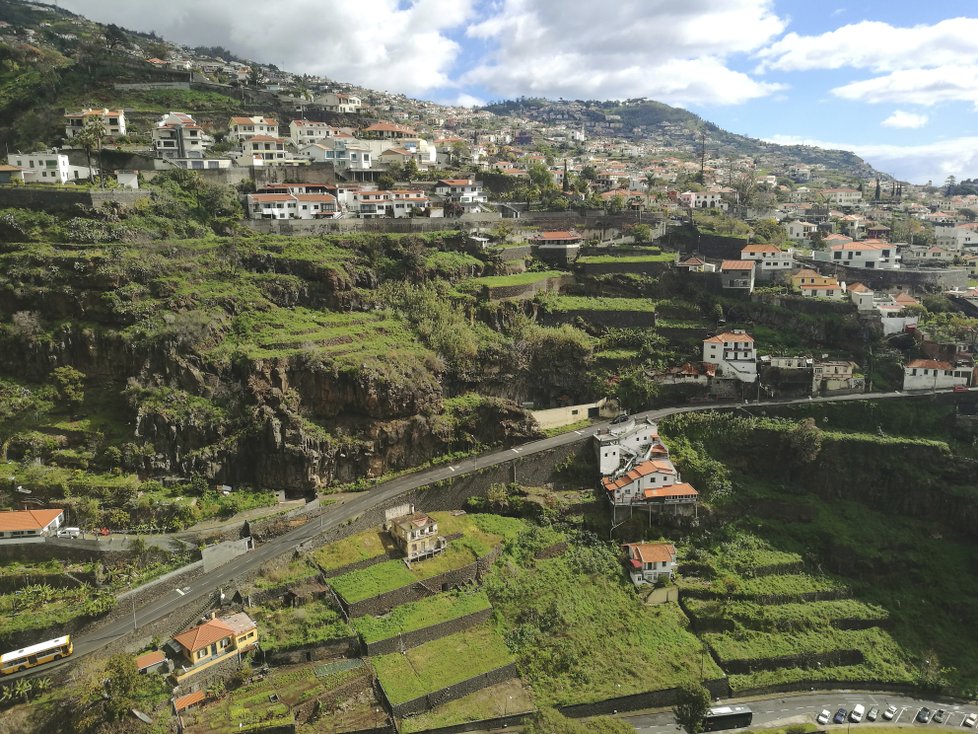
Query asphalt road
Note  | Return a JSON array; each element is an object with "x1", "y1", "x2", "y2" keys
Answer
[
  {"x1": 6, "y1": 387, "x2": 957, "y2": 679},
  {"x1": 624, "y1": 690, "x2": 978, "y2": 733}
]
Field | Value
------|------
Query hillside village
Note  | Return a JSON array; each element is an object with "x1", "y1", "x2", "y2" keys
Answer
[{"x1": 2, "y1": 3, "x2": 978, "y2": 734}]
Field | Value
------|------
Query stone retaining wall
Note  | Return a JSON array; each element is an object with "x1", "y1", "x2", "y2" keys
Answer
[
  {"x1": 557, "y1": 677, "x2": 730, "y2": 718},
  {"x1": 362, "y1": 607, "x2": 493, "y2": 656},
  {"x1": 721, "y1": 648, "x2": 864, "y2": 675},
  {"x1": 263, "y1": 636, "x2": 359, "y2": 666},
  {"x1": 0, "y1": 186, "x2": 149, "y2": 212},
  {"x1": 576, "y1": 260, "x2": 672, "y2": 276},
  {"x1": 406, "y1": 712, "x2": 533, "y2": 734},
  {"x1": 384, "y1": 662, "x2": 519, "y2": 718}
]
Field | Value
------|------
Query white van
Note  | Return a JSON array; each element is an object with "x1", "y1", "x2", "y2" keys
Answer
[
  {"x1": 850, "y1": 704, "x2": 866, "y2": 723},
  {"x1": 56, "y1": 527, "x2": 81, "y2": 539}
]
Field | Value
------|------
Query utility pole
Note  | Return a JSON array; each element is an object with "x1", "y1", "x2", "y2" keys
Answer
[{"x1": 699, "y1": 130, "x2": 706, "y2": 183}]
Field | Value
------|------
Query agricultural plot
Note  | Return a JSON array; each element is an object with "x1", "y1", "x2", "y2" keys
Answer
[
  {"x1": 250, "y1": 599, "x2": 352, "y2": 654},
  {"x1": 399, "y1": 679, "x2": 535, "y2": 733},
  {"x1": 544, "y1": 296, "x2": 656, "y2": 313},
  {"x1": 352, "y1": 589, "x2": 491, "y2": 645},
  {"x1": 371, "y1": 624, "x2": 514, "y2": 706}
]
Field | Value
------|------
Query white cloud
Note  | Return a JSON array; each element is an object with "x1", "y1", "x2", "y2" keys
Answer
[
  {"x1": 764, "y1": 134, "x2": 978, "y2": 185},
  {"x1": 880, "y1": 110, "x2": 928, "y2": 129},
  {"x1": 59, "y1": 0, "x2": 474, "y2": 96},
  {"x1": 756, "y1": 18, "x2": 978, "y2": 73},
  {"x1": 464, "y1": 0, "x2": 787, "y2": 105},
  {"x1": 451, "y1": 93, "x2": 486, "y2": 108},
  {"x1": 833, "y1": 66, "x2": 978, "y2": 107}
]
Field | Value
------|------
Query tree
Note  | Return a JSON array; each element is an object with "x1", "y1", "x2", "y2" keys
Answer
[
  {"x1": 52, "y1": 366, "x2": 85, "y2": 411},
  {"x1": 674, "y1": 682, "x2": 711, "y2": 734},
  {"x1": 631, "y1": 223, "x2": 652, "y2": 243},
  {"x1": 74, "y1": 120, "x2": 106, "y2": 186},
  {"x1": 104, "y1": 24, "x2": 128, "y2": 51},
  {"x1": 787, "y1": 417, "x2": 823, "y2": 465}
]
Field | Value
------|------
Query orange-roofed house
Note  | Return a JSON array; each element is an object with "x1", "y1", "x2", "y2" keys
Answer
[
  {"x1": 675, "y1": 256, "x2": 716, "y2": 273},
  {"x1": 601, "y1": 458, "x2": 679, "y2": 506},
  {"x1": 741, "y1": 243, "x2": 793, "y2": 278},
  {"x1": 531, "y1": 230, "x2": 584, "y2": 264},
  {"x1": 0, "y1": 509, "x2": 65, "y2": 539},
  {"x1": 903, "y1": 359, "x2": 973, "y2": 392},
  {"x1": 172, "y1": 690, "x2": 206, "y2": 714},
  {"x1": 242, "y1": 135, "x2": 290, "y2": 165},
  {"x1": 383, "y1": 504, "x2": 446, "y2": 562},
  {"x1": 847, "y1": 282, "x2": 875, "y2": 312},
  {"x1": 64, "y1": 108, "x2": 127, "y2": 139},
  {"x1": 719, "y1": 259, "x2": 755, "y2": 293},
  {"x1": 170, "y1": 611, "x2": 258, "y2": 681},
  {"x1": 134, "y1": 649, "x2": 167, "y2": 674},
  {"x1": 622, "y1": 542, "x2": 677, "y2": 586},
  {"x1": 360, "y1": 121, "x2": 418, "y2": 139},
  {"x1": 434, "y1": 178, "x2": 486, "y2": 206},
  {"x1": 702, "y1": 330, "x2": 757, "y2": 383},
  {"x1": 815, "y1": 239, "x2": 897, "y2": 269}
]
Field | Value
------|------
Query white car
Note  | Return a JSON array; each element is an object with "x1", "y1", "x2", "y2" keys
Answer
[
  {"x1": 850, "y1": 704, "x2": 865, "y2": 723},
  {"x1": 964, "y1": 713, "x2": 977, "y2": 728},
  {"x1": 56, "y1": 527, "x2": 81, "y2": 539},
  {"x1": 883, "y1": 705, "x2": 898, "y2": 721},
  {"x1": 817, "y1": 709, "x2": 831, "y2": 725}
]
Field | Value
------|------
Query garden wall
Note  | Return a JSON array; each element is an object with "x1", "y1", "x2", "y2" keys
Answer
[
  {"x1": 362, "y1": 607, "x2": 493, "y2": 656},
  {"x1": 557, "y1": 676, "x2": 731, "y2": 718},
  {"x1": 263, "y1": 636, "x2": 360, "y2": 666},
  {"x1": 480, "y1": 274, "x2": 575, "y2": 301},
  {"x1": 382, "y1": 662, "x2": 520, "y2": 718}
]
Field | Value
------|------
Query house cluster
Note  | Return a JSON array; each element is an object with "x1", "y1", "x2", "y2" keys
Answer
[{"x1": 593, "y1": 417, "x2": 699, "y2": 520}]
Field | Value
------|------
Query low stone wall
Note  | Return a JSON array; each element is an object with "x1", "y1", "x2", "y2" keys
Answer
[
  {"x1": 406, "y1": 712, "x2": 533, "y2": 734},
  {"x1": 385, "y1": 662, "x2": 519, "y2": 718},
  {"x1": 362, "y1": 607, "x2": 493, "y2": 656},
  {"x1": 263, "y1": 636, "x2": 360, "y2": 666},
  {"x1": 481, "y1": 273, "x2": 575, "y2": 301},
  {"x1": 733, "y1": 679, "x2": 923, "y2": 698},
  {"x1": 721, "y1": 648, "x2": 864, "y2": 675},
  {"x1": 0, "y1": 186, "x2": 149, "y2": 212},
  {"x1": 576, "y1": 260, "x2": 672, "y2": 276},
  {"x1": 557, "y1": 677, "x2": 730, "y2": 718},
  {"x1": 540, "y1": 308, "x2": 656, "y2": 328}
]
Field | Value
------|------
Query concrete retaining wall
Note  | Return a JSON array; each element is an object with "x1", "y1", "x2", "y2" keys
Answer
[
  {"x1": 263, "y1": 636, "x2": 360, "y2": 666},
  {"x1": 0, "y1": 186, "x2": 149, "y2": 212},
  {"x1": 557, "y1": 677, "x2": 731, "y2": 718}
]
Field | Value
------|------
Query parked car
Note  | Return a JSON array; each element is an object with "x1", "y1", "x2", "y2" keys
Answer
[
  {"x1": 918, "y1": 708, "x2": 933, "y2": 723},
  {"x1": 963, "y1": 712, "x2": 977, "y2": 727},
  {"x1": 934, "y1": 710, "x2": 947, "y2": 724},
  {"x1": 817, "y1": 709, "x2": 831, "y2": 725},
  {"x1": 56, "y1": 527, "x2": 81, "y2": 539},
  {"x1": 953, "y1": 385, "x2": 969, "y2": 393},
  {"x1": 883, "y1": 705, "x2": 898, "y2": 721},
  {"x1": 834, "y1": 708, "x2": 849, "y2": 724},
  {"x1": 851, "y1": 705, "x2": 866, "y2": 723},
  {"x1": 868, "y1": 707, "x2": 879, "y2": 722}
]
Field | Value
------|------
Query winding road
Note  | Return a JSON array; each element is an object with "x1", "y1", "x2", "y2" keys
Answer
[{"x1": 6, "y1": 387, "x2": 962, "y2": 680}]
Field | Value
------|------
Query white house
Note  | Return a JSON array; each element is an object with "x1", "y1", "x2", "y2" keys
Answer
[
  {"x1": 934, "y1": 224, "x2": 978, "y2": 253},
  {"x1": 245, "y1": 192, "x2": 338, "y2": 220},
  {"x1": 799, "y1": 277, "x2": 846, "y2": 299},
  {"x1": 6, "y1": 151, "x2": 91, "y2": 184},
  {"x1": 0, "y1": 509, "x2": 65, "y2": 539},
  {"x1": 241, "y1": 135, "x2": 289, "y2": 165},
  {"x1": 740, "y1": 244, "x2": 793, "y2": 277},
  {"x1": 675, "y1": 256, "x2": 716, "y2": 273},
  {"x1": 289, "y1": 119, "x2": 339, "y2": 147},
  {"x1": 352, "y1": 189, "x2": 429, "y2": 218},
  {"x1": 228, "y1": 116, "x2": 279, "y2": 141},
  {"x1": 602, "y1": 458, "x2": 679, "y2": 506},
  {"x1": 702, "y1": 330, "x2": 757, "y2": 383},
  {"x1": 317, "y1": 92, "x2": 361, "y2": 114},
  {"x1": 593, "y1": 417, "x2": 669, "y2": 477},
  {"x1": 719, "y1": 260, "x2": 756, "y2": 293},
  {"x1": 822, "y1": 187, "x2": 862, "y2": 206},
  {"x1": 813, "y1": 361, "x2": 863, "y2": 394},
  {"x1": 152, "y1": 112, "x2": 209, "y2": 160},
  {"x1": 433, "y1": 179, "x2": 486, "y2": 206},
  {"x1": 847, "y1": 282, "x2": 876, "y2": 312},
  {"x1": 298, "y1": 135, "x2": 372, "y2": 170},
  {"x1": 902, "y1": 359, "x2": 972, "y2": 391},
  {"x1": 622, "y1": 542, "x2": 677, "y2": 587},
  {"x1": 785, "y1": 220, "x2": 817, "y2": 242},
  {"x1": 64, "y1": 108, "x2": 126, "y2": 139},
  {"x1": 678, "y1": 189, "x2": 727, "y2": 210},
  {"x1": 815, "y1": 240, "x2": 897, "y2": 269}
]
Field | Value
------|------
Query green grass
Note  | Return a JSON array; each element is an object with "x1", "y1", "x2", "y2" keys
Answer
[
  {"x1": 251, "y1": 599, "x2": 352, "y2": 654},
  {"x1": 577, "y1": 252, "x2": 674, "y2": 264},
  {"x1": 313, "y1": 529, "x2": 396, "y2": 572},
  {"x1": 459, "y1": 270, "x2": 567, "y2": 289},
  {"x1": 487, "y1": 541, "x2": 721, "y2": 707},
  {"x1": 545, "y1": 296, "x2": 656, "y2": 312},
  {"x1": 352, "y1": 589, "x2": 491, "y2": 644},
  {"x1": 399, "y1": 679, "x2": 535, "y2": 733},
  {"x1": 371, "y1": 624, "x2": 514, "y2": 705},
  {"x1": 684, "y1": 598, "x2": 889, "y2": 631}
]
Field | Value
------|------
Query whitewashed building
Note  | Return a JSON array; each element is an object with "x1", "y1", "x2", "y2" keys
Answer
[{"x1": 702, "y1": 330, "x2": 757, "y2": 383}]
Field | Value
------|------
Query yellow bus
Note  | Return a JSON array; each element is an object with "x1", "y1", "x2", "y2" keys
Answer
[{"x1": 0, "y1": 635, "x2": 73, "y2": 675}]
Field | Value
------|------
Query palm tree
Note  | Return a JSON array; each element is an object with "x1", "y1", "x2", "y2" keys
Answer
[
  {"x1": 75, "y1": 119, "x2": 106, "y2": 187},
  {"x1": 13, "y1": 678, "x2": 31, "y2": 703}
]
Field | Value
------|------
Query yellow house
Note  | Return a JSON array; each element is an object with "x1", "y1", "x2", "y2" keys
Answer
[
  {"x1": 384, "y1": 504, "x2": 447, "y2": 562},
  {"x1": 170, "y1": 612, "x2": 258, "y2": 681},
  {"x1": 791, "y1": 268, "x2": 837, "y2": 290}
]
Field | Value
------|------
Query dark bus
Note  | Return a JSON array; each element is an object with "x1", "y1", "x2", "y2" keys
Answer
[{"x1": 703, "y1": 705, "x2": 753, "y2": 731}]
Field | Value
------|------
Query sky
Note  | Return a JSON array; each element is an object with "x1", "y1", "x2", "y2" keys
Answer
[{"x1": 58, "y1": 0, "x2": 978, "y2": 184}]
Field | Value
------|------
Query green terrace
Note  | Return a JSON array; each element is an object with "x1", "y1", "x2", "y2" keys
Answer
[
  {"x1": 251, "y1": 598, "x2": 352, "y2": 654},
  {"x1": 544, "y1": 296, "x2": 656, "y2": 312},
  {"x1": 683, "y1": 597, "x2": 889, "y2": 632},
  {"x1": 352, "y1": 589, "x2": 492, "y2": 644},
  {"x1": 458, "y1": 270, "x2": 568, "y2": 291},
  {"x1": 313, "y1": 528, "x2": 398, "y2": 573},
  {"x1": 576, "y1": 252, "x2": 674, "y2": 264},
  {"x1": 399, "y1": 680, "x2": 535, "y2": 734},
  {"x1": 183, "y1": 660, "x2": 373, "y2": 734},
  {"x1": 371, "y1": 624, "x2": 514, "y2": 705},
  {"x1": 326, "y1": 513, "x2": 520, "y2": 605}
]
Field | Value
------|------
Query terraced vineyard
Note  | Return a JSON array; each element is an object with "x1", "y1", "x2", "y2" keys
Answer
[{"x1": 678, "y1": 536, "x2": 918, "y2": 692}]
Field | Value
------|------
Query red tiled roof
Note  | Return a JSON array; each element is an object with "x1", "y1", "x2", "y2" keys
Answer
[
  {"x1": 907, "y1": 359, "x2": 953, "y2": 370},
  {"x1": 0, "y1": 509, "x2": 63, "y2": 533},
  {"x1": 532, "y1": 230, "x2": 582, "y2": 241},
  {"x1": 625, "y1": 542, "x2": 676, "y2": 564},
  {"x1": 847, "y1": 282, "x2": 871, "y2": 293},
  {"x1": 602, "y1": 459, "x2": 677, "y2": 492},
  {"x1": 173, "y1": 690, "x2": 206, "y2": 712},
  {"x1": 704, "y1": 332, "x2": 754, "y2": 344},
  {"x1": 830, "y1": 241, "x2": 889, "y2": 251},
  {"x1": 643, "y1": 483, "x2": 699, "y2": 500},
  {"x1": 741, "y1": 244, "x2": 781, "y2": 254},
  {"x1": 135, "y1": 650, "x2": 166, "y2": 671},
  {"x1": 720, "y1": 259, "x2": 755, "y2": 270},
  {"x1": 172, "y1": 618, "x2": 234, "y2": 654}
]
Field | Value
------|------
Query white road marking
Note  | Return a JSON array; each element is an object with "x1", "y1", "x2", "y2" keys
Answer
[
  {"x1": 574, "y1": 430, "x2": 583, "y2": 435},
  {"x1": 510, "y1": 448, "x2": 521, "y2": 454},
  {"x1": 175, "y1": 588, "x2": 185, "y2": 596},
  {"x1": 449, "y1": 466, "x2": 456, "y2": 472}
]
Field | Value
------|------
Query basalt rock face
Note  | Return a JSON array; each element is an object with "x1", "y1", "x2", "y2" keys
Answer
[{"x1": 0, "y1": 238, "x2": 543, "y2": 494}]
